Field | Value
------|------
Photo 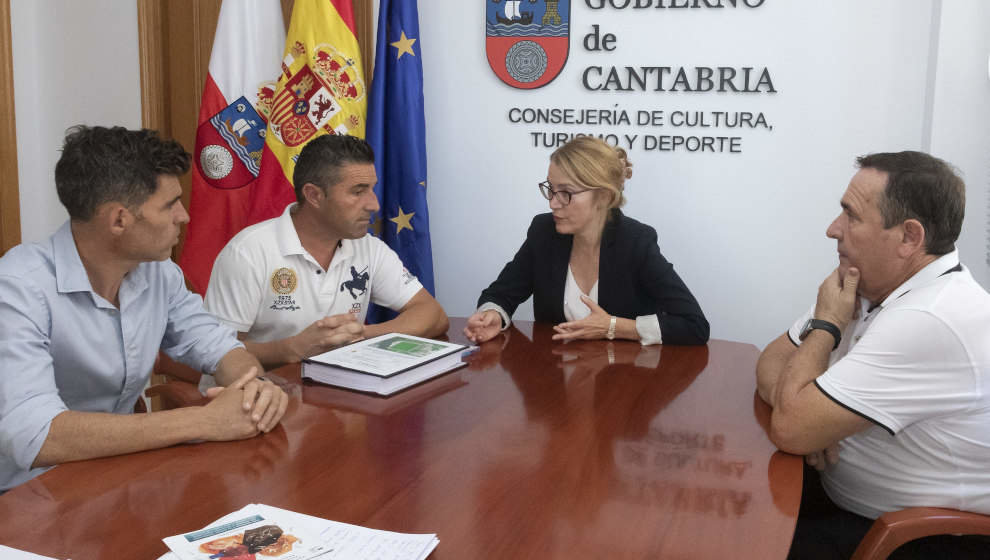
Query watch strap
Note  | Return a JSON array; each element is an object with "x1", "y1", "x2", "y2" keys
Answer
[
  {"x1": 803, "y1": 319, "x2": 841, "y2": 350},
  {"x1": 606, "y1": 316, "x2": 617, "y2": 340}
]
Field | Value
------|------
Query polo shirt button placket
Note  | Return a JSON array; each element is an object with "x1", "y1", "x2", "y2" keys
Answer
[{"x1": 852, "y1": 320, "x2": 869, "y2": 345}]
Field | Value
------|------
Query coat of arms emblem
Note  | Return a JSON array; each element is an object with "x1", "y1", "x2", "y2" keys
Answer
[
  {"x1": 486, "y1": 0, "x2": 570, "y2": 89},
  {"x1": 194, "y1": 95, "x2": 270, "y2": 189},
  {"x1": 269, "y1": 41, "x2": 366, "y2": 148}
]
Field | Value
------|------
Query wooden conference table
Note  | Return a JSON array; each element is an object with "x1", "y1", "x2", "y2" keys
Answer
[{"x1": 0, "y1": 319, "x2": 801, "y2": 559}]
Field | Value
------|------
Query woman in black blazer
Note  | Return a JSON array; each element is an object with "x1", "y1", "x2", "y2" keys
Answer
[{"x1": 463, "y1": 136, "x2": 709, "y2": 345}]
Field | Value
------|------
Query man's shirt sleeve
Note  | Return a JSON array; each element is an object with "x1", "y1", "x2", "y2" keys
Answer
[
  {"x1": 0, "y1": 277, "x2": 68, "y2": 472},
  {"x1": 161, "y1": 261, "x2": 243, "y2": 375},
  {"x1": 786, "y1": 305, "x2": 815, "y2": 346},
  {"x1": 368, "y1": 240, "x2": 424, "y2": 311},
  {"x1": 203, "y1": 244, "x2": 261, "y2": 333},
  {"x1": 816, "y1": 308, "x2": 978, "y2": 435}
]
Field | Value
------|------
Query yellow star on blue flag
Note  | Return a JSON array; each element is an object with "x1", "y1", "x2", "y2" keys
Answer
[
  {"x1": 390, "y1": 207, "x2": 415, "y2": 234},
  {"x1": 390, "y1": 31, "x2": 416, "y2": 59}
]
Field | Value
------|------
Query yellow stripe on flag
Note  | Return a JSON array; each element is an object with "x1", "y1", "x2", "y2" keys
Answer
[{"x1": 263, "y1": 0, "x2": 366, "y2": 184}]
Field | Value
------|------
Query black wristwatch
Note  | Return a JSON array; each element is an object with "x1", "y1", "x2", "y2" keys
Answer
[{"x1": 799, "y1": 319, "x2": 841, "y2": 350}]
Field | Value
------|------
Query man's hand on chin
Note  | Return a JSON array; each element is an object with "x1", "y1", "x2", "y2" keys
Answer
[{"x1": 815, "y1": 267, "x2": 859, "y2": 330}]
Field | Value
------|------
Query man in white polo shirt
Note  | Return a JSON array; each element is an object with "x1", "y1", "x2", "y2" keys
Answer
[
  {"x1": 205, "y1": 134, "x2": 448, "y2": 370},
  {"x1": 756, "y1": 151, "x2": 990, "y2": 559}
]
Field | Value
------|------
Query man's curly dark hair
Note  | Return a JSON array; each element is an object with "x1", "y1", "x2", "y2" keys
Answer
[{"x1": 55, "y1": 125, "x2": 190, "y2": 221}]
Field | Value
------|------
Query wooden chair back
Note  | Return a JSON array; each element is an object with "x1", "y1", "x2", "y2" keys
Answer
[
  {"x1": 144, "y1": 352, "x2": 208, "y2": 410},
  {"x1": 851, "y1": 507, "x2": 990, "y2": 560}
]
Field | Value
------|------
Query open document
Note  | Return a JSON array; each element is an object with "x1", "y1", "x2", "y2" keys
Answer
[
  {"x1": 162, "y1": 504, "x2": 327, "y2": 559},
  {"x1": 160, "y1": 503, "x2": 437, "y2": 560}
]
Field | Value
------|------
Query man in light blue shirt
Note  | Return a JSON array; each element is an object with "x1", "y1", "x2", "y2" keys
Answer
[{"x1": 0, "y1": 125, "x2": 288, "y2": 492}]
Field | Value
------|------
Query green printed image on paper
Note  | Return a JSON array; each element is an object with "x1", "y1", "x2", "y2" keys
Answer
[{"x1": 372, "y1": 336, "x2": 445, "y2": 357}]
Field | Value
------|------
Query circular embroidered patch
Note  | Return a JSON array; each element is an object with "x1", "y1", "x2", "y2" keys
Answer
[{"x1": 270, "y1": 267, "x2": 298, "y2": 295}]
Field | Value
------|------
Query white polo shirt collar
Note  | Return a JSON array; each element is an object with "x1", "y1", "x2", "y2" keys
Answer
[
  {"x1": 274, "y1": 203, "x2": 306, "y2": 257},
  {"x1": 329, "y1": 238, "x2": 354, "y2": 272},
  {"x1": 876, "y1": 250, "x2": 961, "y2": 310},
  {"x1": 274, "y1": 203, "x2": 354, "y2": 272}
]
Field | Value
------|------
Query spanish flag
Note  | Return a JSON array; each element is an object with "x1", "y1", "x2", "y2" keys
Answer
[{"x1": 254, "y1": 0, "x2": 367, "y2": 204}]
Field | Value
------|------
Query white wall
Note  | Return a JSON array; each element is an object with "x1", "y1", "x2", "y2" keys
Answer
[
  {"x1": 929, "y1": 0, "x2": 990, "y2": 290},
  {"x1": 11, "y1": 0, "x2": 142, "y2": 243},
  {"x1": 419, "y1": 0, "x2": 989, "y2": 347}
]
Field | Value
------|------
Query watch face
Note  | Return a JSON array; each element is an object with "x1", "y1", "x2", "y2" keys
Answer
[{"x1": 799, "y1": 319, "x2": 814, "y2": 341}]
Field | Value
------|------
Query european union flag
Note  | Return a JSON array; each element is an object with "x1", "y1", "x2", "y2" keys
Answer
[{"x1": 367, "y1": 0, "x2": 433, "y2": 323}]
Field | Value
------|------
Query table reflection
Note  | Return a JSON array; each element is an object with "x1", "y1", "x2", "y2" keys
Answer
[{"x1": 0, "y1": 320, "x2": 800, "y2": 560}]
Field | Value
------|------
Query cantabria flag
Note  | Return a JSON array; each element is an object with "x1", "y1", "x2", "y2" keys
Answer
[{"x1": 180, "y1": 0, "x2": 287, "y2": 294}]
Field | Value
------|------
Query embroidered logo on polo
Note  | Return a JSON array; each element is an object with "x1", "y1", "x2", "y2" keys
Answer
[
  {"x1": 270, "y1": 267, "x2": 301, "y2": 311},
  {"x1": 340, "y1": 265, "x2": 370, "y2": 299}
]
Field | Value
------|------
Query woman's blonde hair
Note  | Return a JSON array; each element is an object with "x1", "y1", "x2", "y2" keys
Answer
[{"x1": 550, "y1": 136, "x2": 632, "y2": 210}]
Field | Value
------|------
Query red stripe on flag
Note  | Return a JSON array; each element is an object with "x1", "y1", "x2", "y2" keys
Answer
[
  {"x1": 196, "y1": 74, "x2": 227, "y2": 124},
  {"x1": 328, "y1": 0, "x2": 357, "y2": 36}
]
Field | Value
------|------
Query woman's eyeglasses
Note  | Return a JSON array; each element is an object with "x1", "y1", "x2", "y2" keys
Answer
[{"x1": 538, "y1": 181, "x2": 591, "y2": 206}]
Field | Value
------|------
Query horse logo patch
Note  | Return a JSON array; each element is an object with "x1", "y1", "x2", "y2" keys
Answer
[
  {"x1": 340, "y1": 265, "x2": 370, "y2": 299},
  {"x1": 486, "y1": 0, "x2": 570, "y2": 89}
]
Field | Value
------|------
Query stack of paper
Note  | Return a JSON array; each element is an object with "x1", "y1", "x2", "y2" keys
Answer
[
  {"x1": 303, "y1": 333, "x2": 471, "y2": 396},
  {"x1": 160, "y1": 503, "x2": 438, "y2": 560},
  {"x1": 0, "y1": 545, "x2": 60, "y2": 560}
]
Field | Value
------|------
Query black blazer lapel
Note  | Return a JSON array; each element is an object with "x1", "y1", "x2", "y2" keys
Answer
[
  {"x1": 546, "y1": 228, "x2": 572, "y2": 323},
  {"x1": 597, "y1": 209, "x2": 622, "y2": 312}
]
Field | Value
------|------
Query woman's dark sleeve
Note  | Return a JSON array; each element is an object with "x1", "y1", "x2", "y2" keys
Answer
[
  {"x1": 476, "y1": 218, "x2": 540, "y2": 319},
  {"x1": 638, "y1": 232, "x2": 710, "y2": 345}
]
